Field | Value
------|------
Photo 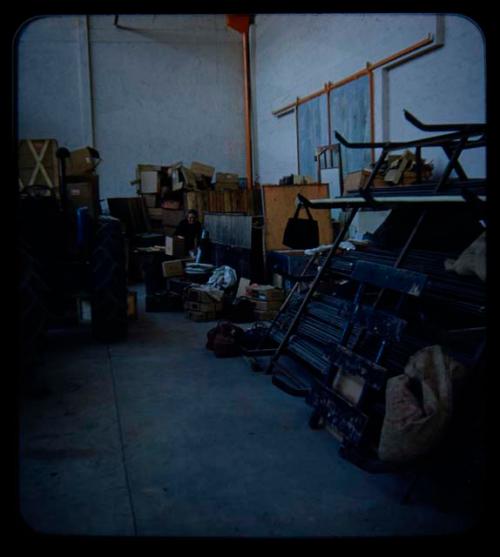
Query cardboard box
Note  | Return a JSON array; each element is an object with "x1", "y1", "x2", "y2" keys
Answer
[
  {"x1": 215, "y1": 181, "x2": 239, "y2": 191},
  {"x1": 148, "y1": 207, "x2": 163, "y2": 220},
  {"x1": 65, "y1": 176, "x2": 100, "y2": 218},
  {"x1": 171, "y1": 165, "x2": 199, "y2": 190},
  {"x1": 185, "y1": 287, "x2": 220, "y2": 304},
  {"x1": 165, "y1": 236, "x2": 185, "y2": 257},
  {"x1": 236, "y1": 277, "x2": 251, "y2": 299},
  {"x1": 140, "y1": 170, "x2": 161, "y2": 194},
  {"x1": 18, "y1": 138, "x2": 59, "y2": 189},
  {"x1": 161, "y1": 199, "x2": 182, "y2": 210},
  {"x1": 162, "y1": 209, "x2": 185, "y2": 228},
  {"x1": 67, "y1": 147, "x2": 101, "y2": 176},
  {"x1": 246, "y1": 285, "x2": 285, "y2": 301},
  {"x1": 343, "y1": 170, "x2": 371, "y2": 193},
  {"x1": 184, "y1": 300, "x2": 223, "y2": 313},
  {"x1": 186, "y1": 310, "x2": 217, "y2": 322},
  {"x1": 272, "y1": 273, "x2": 283, "y2": 289},
  {"x1": 162, "y1": 259, "x2": 185, "y2": 278},
  {"x1": 343, "y1": 169, "x2": 386, "y2": 193},
  {"x1": 254, "y1": 299, "x2": 283, "y2": 312},
  {"x1": 164, "y1": 224, "x2": 177, "y2": 237},
  {"x1": 216, "y1": 172, "x2": 239, "y2": 183},
  {"x1": 254, "y1": 309, "x2": 279, "y2": 321},
  {"x1": 142, "y1": 194, "x2": 157, "y2": 208},
  {"x1": 191, "y1": 161, "x2": 215, "y2": 179}
]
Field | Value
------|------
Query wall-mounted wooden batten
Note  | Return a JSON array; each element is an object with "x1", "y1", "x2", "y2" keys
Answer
[
  {"x1": 272, "y1": 34, "x2": 434, "y2": 119},
  {"x1": 273, "y1": 34, "x2": 435, "y2": 177}
]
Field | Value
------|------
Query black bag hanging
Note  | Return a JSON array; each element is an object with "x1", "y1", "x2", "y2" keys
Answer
[{"x1": 282, "y1": 204, "x2": 319, "y2": 249}]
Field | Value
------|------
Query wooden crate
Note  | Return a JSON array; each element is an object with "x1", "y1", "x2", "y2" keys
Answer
[{"x1": 18, "y1": 138, "x2": 60, "y2": 191}]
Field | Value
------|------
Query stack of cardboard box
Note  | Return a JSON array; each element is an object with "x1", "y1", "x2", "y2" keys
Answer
[
  {"x1": 246, "y1": 284, "x2": 285, "y2": 321},
  {"x1": 183, "y1": 286, "x2": 223, "y2": 321},
  {"x1": 343, "y1": 150, "x2": 434, "y2": 194}
]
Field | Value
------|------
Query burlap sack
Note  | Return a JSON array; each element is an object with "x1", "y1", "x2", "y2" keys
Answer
[
  {"x1": 378, "y1": 345, "x2": 466, "y2": 463},
  {"x1": 444, "y1": 231, "x2": 486, "y2": 282}
]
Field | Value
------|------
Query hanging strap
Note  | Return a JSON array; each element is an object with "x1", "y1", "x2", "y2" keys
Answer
[{"x1": 293, "y1": 203, "x2": 314, "y2": 220}]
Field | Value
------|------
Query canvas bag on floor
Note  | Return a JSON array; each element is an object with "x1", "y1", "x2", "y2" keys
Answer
[{"x1": 378, "y1": 345, "x2": 466, "y2": 463}]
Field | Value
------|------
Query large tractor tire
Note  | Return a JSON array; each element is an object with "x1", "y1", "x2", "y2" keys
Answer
[
  {"x1": 90, "y1": 216, "x2": 128, "y2": 342},
  {"x1": 18, "y1": 245, "x2": 50, "y2": 369}
]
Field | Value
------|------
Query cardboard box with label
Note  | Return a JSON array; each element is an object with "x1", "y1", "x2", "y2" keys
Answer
[{"x1": 165, "y1": 235, "x2": 185, "y2": 257}]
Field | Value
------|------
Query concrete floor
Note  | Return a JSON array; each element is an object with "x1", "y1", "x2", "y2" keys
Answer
[{"x1": 18, "y1": 286, "x2": 484, "y2": 538}]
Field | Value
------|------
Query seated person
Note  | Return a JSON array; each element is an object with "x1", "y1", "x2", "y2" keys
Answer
[{"x1": 174, "y1": 209, "x2": 202, "y2": 254}]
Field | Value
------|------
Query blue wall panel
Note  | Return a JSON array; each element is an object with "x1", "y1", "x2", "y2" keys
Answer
[
  {"x1": 329, "y1": 75, "x2": 371, "y2": 174},
  {"x1": 297, "y1": 95, "x2": 329, "y2": 179}
]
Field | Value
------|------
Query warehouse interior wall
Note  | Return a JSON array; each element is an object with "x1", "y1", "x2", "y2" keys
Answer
[
  {"x1": 16, "y1": 14, "x2": 486, "y2": 208},
  {"x1": 251, "y1": 13, "x2": 486, "y2": 184},
  {"x1": 15, "y1": 14, "x2": 246, "y2": 200}
]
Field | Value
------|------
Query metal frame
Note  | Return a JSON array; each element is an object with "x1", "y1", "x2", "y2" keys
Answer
[{"x1": 267, "y1": 110, "x2": 487, "y2": 451}]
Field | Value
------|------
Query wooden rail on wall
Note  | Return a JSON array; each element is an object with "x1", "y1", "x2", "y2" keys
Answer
[{"x1": 272, "y1": 34, "x2": 434, "y2": 118}]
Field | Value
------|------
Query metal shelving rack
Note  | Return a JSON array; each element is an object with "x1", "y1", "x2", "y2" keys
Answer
[{"x1": 264, "y1": 110, "x2": 487, "y2": 469}]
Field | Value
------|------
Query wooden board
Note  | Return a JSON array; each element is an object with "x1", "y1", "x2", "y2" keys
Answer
[{"x1": 262, "y1": 184, "x2": 333, "y2": 251}]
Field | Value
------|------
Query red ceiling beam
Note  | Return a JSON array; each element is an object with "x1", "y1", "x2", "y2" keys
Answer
[{"x1": 225, "y1": 14, "x2": 251, "y2": 34}]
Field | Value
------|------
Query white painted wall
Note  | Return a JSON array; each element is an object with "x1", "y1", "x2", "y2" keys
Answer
[
  {"x1": 252, "y1": 13, "x2": 486, "y2": 184},
  {"x1": 16, "y1": 14, "x2": 246, "y2": 200},
  {"x1": 16, "y1": 16, "x2": 87, "y2": 149}
]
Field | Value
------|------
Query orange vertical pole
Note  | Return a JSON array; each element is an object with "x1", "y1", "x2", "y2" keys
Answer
[
  {"x1": 242, "y1": 29, "x2": 253, "y2": 189},
  {"x1": 367, "y1": 63, "x2": 375, "y2": 164}
]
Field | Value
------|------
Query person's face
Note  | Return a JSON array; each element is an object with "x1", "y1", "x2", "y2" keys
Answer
[{"x1": 187, "y1": 213, "x2": 196, "y2": 224}]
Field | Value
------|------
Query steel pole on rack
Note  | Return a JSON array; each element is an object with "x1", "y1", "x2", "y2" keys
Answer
[
  {"x1": 265, "y1": 208, "x2": 360, "y2": 374},
  {"x1": 253, "y1": 249, "x2": 322, "y2": 356},
  {"x1": 265, "y1": 148, "x2": 389, "y2": 375},
  {"x1": 373, "y1": 134, "x2": 470, "y2": 307}
]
